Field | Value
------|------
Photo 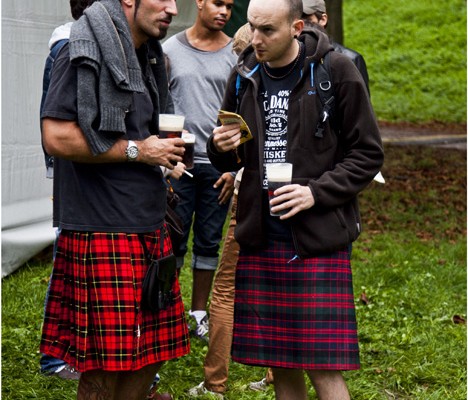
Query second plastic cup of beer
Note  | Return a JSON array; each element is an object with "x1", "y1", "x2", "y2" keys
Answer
[
  {"x1": 266, "y1": 162, "x2": 293, "y2": 216},
  {"x1": 182, "y1": 133, "x2": 196, "y2": 169},
  {"x1": 159, "y1": 114, "x2": 185, "y2": 138}
]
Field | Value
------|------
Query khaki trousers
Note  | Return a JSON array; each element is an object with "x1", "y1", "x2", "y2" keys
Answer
[{"x1": 203, "y1": 195, "x2": 239, "y2": 393}]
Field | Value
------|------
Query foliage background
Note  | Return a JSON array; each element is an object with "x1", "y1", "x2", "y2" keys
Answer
[{"x1": 344, "y1": 0, "x2": 467, "y2": 123}]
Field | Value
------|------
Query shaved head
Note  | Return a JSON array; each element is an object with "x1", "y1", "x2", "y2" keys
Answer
[{"x1": 249, "y1": 0, "x2": 302, "y2": 23}]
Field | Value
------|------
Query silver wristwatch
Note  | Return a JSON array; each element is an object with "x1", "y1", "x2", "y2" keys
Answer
[{"x1": 125, "y1": 140, "x2": 139, "y2": 162}]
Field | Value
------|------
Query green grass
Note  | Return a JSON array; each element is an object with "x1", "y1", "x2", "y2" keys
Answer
[
  {"x1": 2, "y1": 144, "x2": 466, "y2": 399},
  {"x1": 344, "y1": 0, "x2": 467, "y2": 123}
]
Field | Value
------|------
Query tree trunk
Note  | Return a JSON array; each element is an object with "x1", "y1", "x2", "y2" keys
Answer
[
  {"x1": 223, "y1": 0, "x2": 250, "y2": 37},
  {"x1": 326, "y1": 0, "x2": 344, "y2": 45}
]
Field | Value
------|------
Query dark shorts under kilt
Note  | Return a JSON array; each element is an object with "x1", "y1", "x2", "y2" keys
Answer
[
  {"x1": 40, "y1": 228, "x2": 190, "y2": 372},
  {"x1": 231, "y1": 239, "x2": 360, "y2": 370}
]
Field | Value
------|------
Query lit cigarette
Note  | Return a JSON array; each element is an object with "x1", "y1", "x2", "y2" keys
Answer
[{"x1": 184, "y1": 170, "x2": 194, "y2": 178}]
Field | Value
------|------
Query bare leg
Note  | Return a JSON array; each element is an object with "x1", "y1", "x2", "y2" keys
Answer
[
  {"x1": 306, "y1": 370, "x2": 350, "y2": 400},
  {"x1": 265, "y1": 367, "x2": 274, "y2": 384},
  {"x1": 191, "y1": 269, "x2": 215, "y2": 311},
  {"x1": 271, "y1": 368, "x2": 307, "y2": 400},
  {"x1": 78, "y1": 362, "x2": 163, "y2": 400}
]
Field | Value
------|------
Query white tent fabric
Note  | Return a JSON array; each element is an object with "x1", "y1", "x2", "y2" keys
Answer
[
  {"x1": 1, "y1": 1, "x2": 197, "y2": 277},
  {"x1": 1, "y1": 1, "x2": 71, "y2": 277}
]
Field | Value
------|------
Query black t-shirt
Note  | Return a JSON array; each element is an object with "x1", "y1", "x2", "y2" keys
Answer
[
  {"x1": 259, "y1": 43, "x2": 305, "y2": 240},
  {"x1": 41, "y1": 44, "x2": 166, "y2": 232}
]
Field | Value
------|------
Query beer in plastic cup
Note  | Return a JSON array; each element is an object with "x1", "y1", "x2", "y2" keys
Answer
[
  {"x1": 159, "y1": 114, "x2": 185, "y2": 138},
  {"x1": 266, "y1": 162, "x2": 293, "y2": 216},
  {"x1": 182, "y1": 133, "x2": 196, "y2": 169}
]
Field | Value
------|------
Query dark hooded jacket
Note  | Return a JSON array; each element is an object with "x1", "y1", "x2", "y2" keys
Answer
[{"x1": 207, "y1": 27, "x2": 384, "y2": 258}]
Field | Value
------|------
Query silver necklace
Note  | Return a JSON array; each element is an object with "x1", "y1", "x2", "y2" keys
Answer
[{"x1": 262, "y1": 42, "x2": 303, "y2": 80}]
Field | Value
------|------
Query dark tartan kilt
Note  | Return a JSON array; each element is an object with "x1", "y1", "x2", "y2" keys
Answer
[
  {"x1": 40, "y1": 227, "x2": 190, "y2": 372},
  {"x1": 231, "y1": 239, "x2": 360, "y2": 370}
]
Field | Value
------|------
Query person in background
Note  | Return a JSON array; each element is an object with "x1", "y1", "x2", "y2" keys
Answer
[
  {"x1": 230, "y1": 22, "x2": 252, "y2": 56},
  {"x1": 187, "y1": 23, "x2": 250, "y2": 399},
  {"x1": 302, "y1": 0, "x2": 370, "y2": 93},
  {"x1": 38, "y1": 0, "x2": 95, "y2": 381},
  {"x1": 40, "y1": 0, "x2": 96, "y2": 180},
  {"x1": 207, "y1": 0, "x2": 383, "y2": 399},
  {"x1": 162, "y1": 0, "x2": 236, "y2": 342},
  {"x1": 40, "y1": 0, "x2": 190, "y2": 398}
]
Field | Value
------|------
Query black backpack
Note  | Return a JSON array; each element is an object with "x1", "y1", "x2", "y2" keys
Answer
[{"x1": 235, "y1": 51, "x2": 336, "y2": 139}]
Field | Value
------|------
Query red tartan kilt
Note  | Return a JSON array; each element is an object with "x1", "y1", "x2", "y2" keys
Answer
[
  {"x1": 232, "y1": 240, "x2": 360, "y2": 370},
  {"x1": 40, "y1": 228, "x2": 190, "y2": 372}
]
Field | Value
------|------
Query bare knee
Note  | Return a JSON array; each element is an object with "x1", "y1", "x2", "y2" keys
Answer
[
  {"x1": 272, "y1": 368, "x2": 307, "y2": 400},
  {"x1": 307, "y1": 369, "x2": 343, "y2": 383},
  {"x1": 78, "y1": 369, "x2": 118, "y2": 399},
  {"x1": 78, "y1": 362, "x2": 164, "y2": 400},
  {"x1": 306, "y1": 370, "x2": 350, "y2": 400}
]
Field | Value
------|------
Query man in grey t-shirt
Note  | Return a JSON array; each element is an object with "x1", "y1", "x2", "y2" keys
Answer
[{"x1": 163, "y1": 0, "x2": 236, "y2": 344}]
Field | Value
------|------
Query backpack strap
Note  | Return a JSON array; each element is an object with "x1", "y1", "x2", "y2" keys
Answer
[
  {"x1": 40, "y1": 39, "x2": 69, "y2": 178},
  {"x1": 49, "y1": 39, "x2": 68, "y2": 61},
  {"x1": 41, "y1": 39, "x2": 69, "y2": 114},
  {"x1": 234, "y1": 57, "x2": 336, "y2": 139},
  {"x1": 235, "y1": 64, "x2": 260, "y2": 113},
  {"x1": 312, "y1": 51, "x2": 335, "y2": 138}
]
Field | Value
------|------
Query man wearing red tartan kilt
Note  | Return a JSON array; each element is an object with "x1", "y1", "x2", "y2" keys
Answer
[
  {"x1": 40, "y1": 0, "x2": 190, "y2": 398},
  {"x1": 207, "y1": 0, "x2": 384, "y2": 398}
]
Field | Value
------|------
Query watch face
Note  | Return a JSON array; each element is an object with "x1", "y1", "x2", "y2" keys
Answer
[{"x1": 127, "y1": 145, "x2": 138, "y2": 160}]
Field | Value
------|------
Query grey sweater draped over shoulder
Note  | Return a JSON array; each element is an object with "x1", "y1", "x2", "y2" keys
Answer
[{"x1": 69, "y1": 0, "x2": 166, "y2": 155}]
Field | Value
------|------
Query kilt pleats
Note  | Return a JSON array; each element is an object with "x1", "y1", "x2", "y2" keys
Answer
[
  {"x1": 231, "y1": 240, "x2": 360, "y2": 370},
  {"x1": 40, "y1": 228, "x2": 190, "y2": 372}
]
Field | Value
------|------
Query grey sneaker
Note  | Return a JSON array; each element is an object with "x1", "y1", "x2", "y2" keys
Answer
[
  {"x1": 249, "y1": 378, "x2": 269, "y2": 391},
  {"x1": 188, "y1": 382, "x2": 223, "y2": 399},
  {"x1": 55, "y1": 364, "x2": 81, "y2": 380},
  {"x1": 191, "y1": 315, "x2": 209, "y2": 342}
]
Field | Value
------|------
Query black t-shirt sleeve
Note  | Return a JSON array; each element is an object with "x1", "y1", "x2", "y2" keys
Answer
[{"x1": 41, "y1": 44, "x2": 78, "y2": 121}]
